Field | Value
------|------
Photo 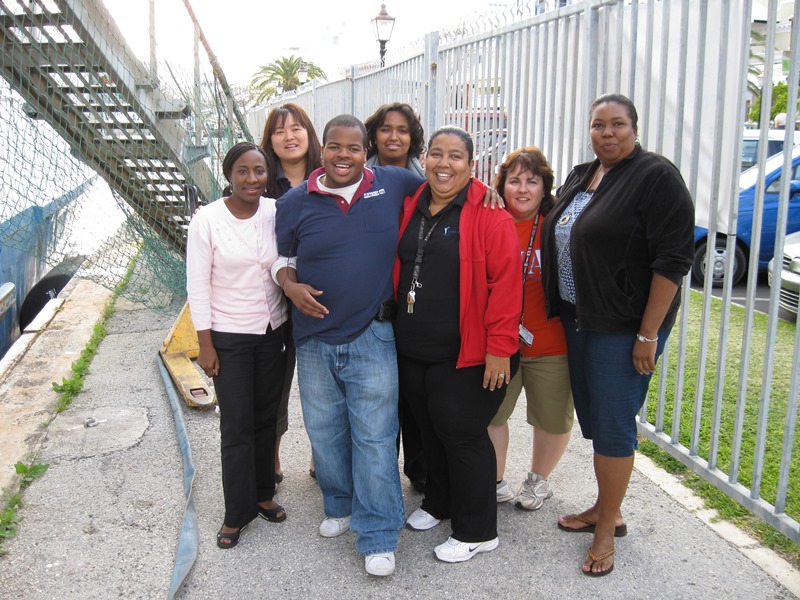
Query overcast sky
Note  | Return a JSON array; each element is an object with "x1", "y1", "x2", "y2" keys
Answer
[{"x1": 104, "y1": 0, "x2": 506, "y2": 86}]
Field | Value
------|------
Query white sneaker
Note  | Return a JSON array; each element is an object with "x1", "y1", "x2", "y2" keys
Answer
[
  {"x1": 406, "y1": 508, "x2": 441, "y2": 531},
  {"x1": 319, "y1": 515, "x2": 351, "y2": 537},
  {"x1": 434, "y1": 536, "x2": 499, "y2": 563},
  {"x1": 514, "y1": 472, "x2": 553, "y2": 511},
  {"x1": 496, "y1": 480, "x2": 514, "y2": 503},
  {"x1": 365, "y1": 551, "x2": 395, "y2": 576}
]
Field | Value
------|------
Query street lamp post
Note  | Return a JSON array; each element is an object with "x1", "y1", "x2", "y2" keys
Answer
[
  {"x1": 298, "y1": 61, "x2": 309, "y2": 85},
  {"x1": 371, "y1": 3, "x2": 395, "y2": 68}
]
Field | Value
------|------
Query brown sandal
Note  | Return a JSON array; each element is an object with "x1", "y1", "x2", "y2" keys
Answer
[
  {"x1": 584, "y1": 547, "x2": 615, "y2": 577},
  {"x1": 557, "y1": 513, "x2": 628, "y2": 537}
]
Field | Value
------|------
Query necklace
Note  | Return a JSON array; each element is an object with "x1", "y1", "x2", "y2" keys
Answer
[
  {"x1": 588, "y1": 166, "x2": 607, "y2": 190},
  {"x1": 321, "y1": 174, "x2": 328, "y2": 187}
]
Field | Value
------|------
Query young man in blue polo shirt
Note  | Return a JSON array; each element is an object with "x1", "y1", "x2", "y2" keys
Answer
[{"x1": 272, "y1": 114, "x2": 424, "y2": 577}]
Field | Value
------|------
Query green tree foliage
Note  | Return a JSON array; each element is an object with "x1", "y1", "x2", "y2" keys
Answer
[
  {"x1": 249, "y1": 55, "x2": 326, "y2": 105},
  {"x1": 748, "y1": 81, "x2": 799, "y2": 123}
]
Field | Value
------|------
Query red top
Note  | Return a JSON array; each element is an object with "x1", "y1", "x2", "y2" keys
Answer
[{"x1": 516, "y1": 218, "x2": 567, "y2": 358}]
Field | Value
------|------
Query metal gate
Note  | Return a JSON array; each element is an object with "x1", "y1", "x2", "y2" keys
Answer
[{"x1": 248, "y1": 0, "x2": 800, "y2": 543}]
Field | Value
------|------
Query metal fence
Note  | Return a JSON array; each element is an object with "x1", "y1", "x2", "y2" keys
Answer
[{"x1": 246, "y1": 0, "x2": 800, "y2": 544}]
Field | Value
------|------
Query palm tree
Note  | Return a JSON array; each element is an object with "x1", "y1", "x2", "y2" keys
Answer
[
  {"x1": 249, "y1": 55, "x2": 326, "y2": 105},
  {"x1": 748, "y1": 29, "x2": 766, "y2": 98}
]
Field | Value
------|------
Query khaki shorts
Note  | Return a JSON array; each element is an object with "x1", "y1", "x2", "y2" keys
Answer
[{"x1": 490, "y1": 354, "x2": 574, "y2": 434}]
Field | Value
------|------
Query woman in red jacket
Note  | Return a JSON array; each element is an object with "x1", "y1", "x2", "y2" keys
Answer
[{"x1": 393, "y1": 126, "x2": 521, "y2": 563}]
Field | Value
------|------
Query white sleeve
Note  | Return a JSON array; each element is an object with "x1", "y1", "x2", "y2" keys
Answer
[
  {"x1": 270, "y1": 256, "x2": 297, "y2": 286},
  {"x1": 186, "y1": 214, "x2": 213, "y2": 331}
]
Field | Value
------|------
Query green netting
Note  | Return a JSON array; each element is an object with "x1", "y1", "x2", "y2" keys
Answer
[{"x1": 0, "y1": 0, "x2": 248, "y2": 318}]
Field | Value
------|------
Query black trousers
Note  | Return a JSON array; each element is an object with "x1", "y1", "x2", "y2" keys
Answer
[
  {"x1": 211, "y1": 325, "x2": 288, "y2": 528},
  {"x1": 398, "y1": 393, "x2": 427, "y2": 485},
  {"x1": 398, "y1": 353, "x2": 519, "y2": 542},
  {"x1": 275, "y1": 316, "x2": 296, "y2": 438}
]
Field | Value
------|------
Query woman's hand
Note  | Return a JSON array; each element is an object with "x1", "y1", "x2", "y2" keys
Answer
[
  {"x1": 632, "y1": 338, "x2": 657, "y2": 375},
  {"x1": 482, "y1": 186, "x2": 505, "y2": 209},
  {"x1": 284, "y1": 280, "x2": 329, "y2": 319},
  {"x1": 483, "y1": 353, "x2": 510, "y2": 391},
  {"x1": 197, "y1": 346, "x2": 220, "y2": 377},
  {"x1": 633, "y1": 273, "x2": 678, "y2": 375},
  {"x1": 196, "y1": 329, "x2": 219, "y2": 377}
]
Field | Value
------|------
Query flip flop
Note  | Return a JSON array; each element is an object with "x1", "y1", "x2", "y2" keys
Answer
[
  {"x1": 258, "y1": 503, "x2": 287, "y2": 523},
  {"x1": 583, "y1": 547, "x2": 615, "y2": 577},
  {"x1": 557, "y1": 513, "x2": 628, "y2": 537}
]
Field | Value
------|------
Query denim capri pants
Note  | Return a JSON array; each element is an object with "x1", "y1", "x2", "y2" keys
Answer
[{"x1": 560, "y1": 313, "x2": 669, "y2": 457}]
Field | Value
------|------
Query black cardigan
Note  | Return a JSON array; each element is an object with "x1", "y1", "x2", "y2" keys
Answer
[{"x1": 541, "y1": 145, "x2": 695, "y2": 333}]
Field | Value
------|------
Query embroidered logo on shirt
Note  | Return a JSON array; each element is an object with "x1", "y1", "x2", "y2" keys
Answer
[
  {"x1": 362, "y1": 189, "x2": 386, "y2": 198},
  {"x1": 443, "y1": 227, "x2": 459, "y2": 236}
]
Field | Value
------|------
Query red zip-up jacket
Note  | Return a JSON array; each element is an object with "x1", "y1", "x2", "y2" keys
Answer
[{"x1": 393, "y1": 178, "x2": 522, "y2": 367}]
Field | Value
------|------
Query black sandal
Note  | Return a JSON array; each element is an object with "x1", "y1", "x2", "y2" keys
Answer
[
  {"x1": 258, "y1": 503, "x2": 287, "y2": 523},
  {"x1": 216, "y1": 521, "x2": 249, "y2": 549}
]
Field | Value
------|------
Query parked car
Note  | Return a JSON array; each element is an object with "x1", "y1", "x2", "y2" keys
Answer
[
  {"x1": 474, "y1": 128, "x2": 507, "y2": 179},
  {"x1": 740, "y1": 129, "x2": 800, "y2": 171},
  {"x1": 767, "y1": 230, "x2": 800, "y2": 315},
  {"x1": 693, "y1": 144, "x2": 800, "y2": 287}
]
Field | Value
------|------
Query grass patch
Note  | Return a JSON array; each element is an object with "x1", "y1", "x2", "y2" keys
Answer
[
  {"x1": 51, "y1": 259, "x2": 135, "y2": 413},
  {"x1": 641, "y1": 288, "x2": 800, "y2": 566},
  {"x1": 52, "y1": 306, "x2": 110, "y2": 412},
  {"x1": 0, "y1": 463, "x2": 48, "y2": 555},
  {"x1": 14, "y1": 462, "x2": 48, "y2": 488},
  {"x1": 0, "y1": 493, "x2": 23, "y2": 556}
]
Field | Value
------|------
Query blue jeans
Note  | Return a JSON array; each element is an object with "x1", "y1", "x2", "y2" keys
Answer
[
  {"x1": 296, "y1": 320, "x2": 404, "y2": 555},
  {"x1": 561, "y1": 314, "x2": 670, "y2": 457}
]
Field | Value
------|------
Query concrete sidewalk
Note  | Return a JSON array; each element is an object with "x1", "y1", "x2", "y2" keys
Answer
[{"x1": 0, "y1": 280, "x2": 797, "y2": 599}]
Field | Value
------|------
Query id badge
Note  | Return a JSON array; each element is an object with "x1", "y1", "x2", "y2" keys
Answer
[{"x1": 519, "y1": 324, "x2": 534, "y2": 347}]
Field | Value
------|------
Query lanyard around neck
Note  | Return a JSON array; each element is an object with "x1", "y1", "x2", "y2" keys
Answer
[
  {"x1": 521, "y1": 214, "x2": 540, "y2": 285},
  {"x1": 410, "y1": 211, "x2": 446, "y2": 291},
  {"x1": 520, "y1": 214, "x2": 540, "y2": 323}
]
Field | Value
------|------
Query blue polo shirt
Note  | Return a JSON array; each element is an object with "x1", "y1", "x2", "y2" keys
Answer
[{"x1": 276, "y1": 166, "x2": 424, "y2": 346}]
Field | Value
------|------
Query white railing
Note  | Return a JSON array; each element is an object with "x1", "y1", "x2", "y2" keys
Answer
[{"x1": 248, "y1": 0, "x2": 800, "y2": 543}]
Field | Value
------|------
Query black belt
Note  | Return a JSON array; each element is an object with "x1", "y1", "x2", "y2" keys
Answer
[{"x1": 374, "y1": 301, "x2": 397, "y2": 322}]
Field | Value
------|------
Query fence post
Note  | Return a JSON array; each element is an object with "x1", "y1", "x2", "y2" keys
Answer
[
  {"x1": 423, "y1": 32, "x2": 440, "y2": 142},
  {"x1": 348, "y1": 66, "x2": 357, "y2": 116},
  {"x1": 583, "y1": 4, "x2": 599, "y2": 163},
  {"x1": 149, "y1": 0, "x2": 157, "y2": 83}
]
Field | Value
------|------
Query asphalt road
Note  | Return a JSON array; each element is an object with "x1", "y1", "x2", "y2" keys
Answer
[{"x1": 691, "y1": 270, "x2": 797, "y2": 322}]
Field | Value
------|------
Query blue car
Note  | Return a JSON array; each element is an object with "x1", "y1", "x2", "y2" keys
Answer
[{"x1": 693, "y1": 144, "x2": 800, "y2": 286}]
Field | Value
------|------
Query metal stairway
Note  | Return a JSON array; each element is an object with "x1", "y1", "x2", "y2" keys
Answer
[{"x1": 0, "y1": 0, "x2": 218, "y2": 253}]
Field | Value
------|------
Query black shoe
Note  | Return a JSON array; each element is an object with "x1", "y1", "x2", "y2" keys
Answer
[
  {"x1": 216, "y1": 521, "x2": 249, "y2": 549},
  {"x1": 258, "y1": 503, "x2": 287, "y2": 523}
]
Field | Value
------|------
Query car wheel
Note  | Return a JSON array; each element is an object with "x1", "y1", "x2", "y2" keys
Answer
[{"x1": 692, "y1": 238, "x2": 747, "y2": 287}]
